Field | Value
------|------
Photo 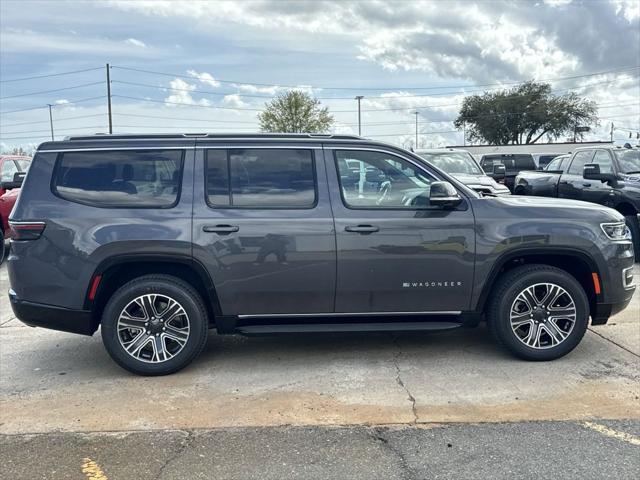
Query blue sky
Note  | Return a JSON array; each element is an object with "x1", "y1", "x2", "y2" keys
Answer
[{"x1": 1, "y1": 0, "x2": 639, "y2": 151}]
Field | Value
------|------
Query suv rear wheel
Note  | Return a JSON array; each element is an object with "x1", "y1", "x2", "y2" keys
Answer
[
  {"x1": 487, "y1": 265, "x2": 589, "y2": 361},
  {"x1": 101, "y1": 275, "x2": 208, "y2": 375}
]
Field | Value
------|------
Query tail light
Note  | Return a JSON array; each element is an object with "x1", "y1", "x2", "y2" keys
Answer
[{"x1": 9, "y1": 221, "x2": 46, "y2": 240}]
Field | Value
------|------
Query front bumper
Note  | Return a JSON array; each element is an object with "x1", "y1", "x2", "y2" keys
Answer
[{"x1": 8, "y1": 289, "x2": 96, "y2": 336}]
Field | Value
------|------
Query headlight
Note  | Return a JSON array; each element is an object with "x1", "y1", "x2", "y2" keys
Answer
[{"x1": 600, "y1": 222, "x2": 631, "y2": 241}]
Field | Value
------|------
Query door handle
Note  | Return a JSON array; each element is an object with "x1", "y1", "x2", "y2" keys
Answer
[
  {"x1": 203, "y1": 224, "x2": 239, "y2": 234},
  {"x1": 582, "y1": 183, "x2": 591, "y2": 187},
  {"x1": 559, "y1": 180, "x2": 569, "y2": 185},
  {"x1": 345, "y1": 225, "x2": 379, "y2": 234}
]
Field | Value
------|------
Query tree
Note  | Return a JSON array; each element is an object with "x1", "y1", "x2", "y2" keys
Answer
[
  {"x1": 258, "y1": 91, "x2": 334, "y2": 133},
  {"x1": 454, "y1": 81, "x2": 598, "y2": 145}
]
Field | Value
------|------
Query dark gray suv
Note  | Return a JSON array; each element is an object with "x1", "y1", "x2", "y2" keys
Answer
[{"x1": 7, "y1": 134, "x2": 636, "y2": 375}]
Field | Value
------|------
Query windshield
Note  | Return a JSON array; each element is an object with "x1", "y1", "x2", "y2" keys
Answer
[
  {"x1": 615, "y1": 150, "x2": 640, "y2": 174},
  {"x1": 418, "y1": 152, "x2": 483, "y2": 175}
]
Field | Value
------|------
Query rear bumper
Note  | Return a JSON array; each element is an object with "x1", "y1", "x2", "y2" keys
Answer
[{"x1": 8, "y1": 289, "x2": 96, "y2": 336}]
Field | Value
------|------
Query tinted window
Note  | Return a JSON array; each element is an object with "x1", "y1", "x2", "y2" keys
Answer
[
  {"x1": 335, "y1": 150, "x2": 436, "y2": 208},
  {"x1": 538, "y1": 155, "x2": 560, "y2": 168},
  {"x1": 481, "y1": 154, "x2": 535, "y2": 172},
  {"x1": 567, "y1": 151, "x2": 594, "y2": 175},
  {"x1": 592, "y1": 150, "x2": 613, "y2": 173},
  {"x1": 54, "y1": 150, "x2": 183, "y2": 207},
  {"x1": 418, "y1": 152, "x2": 482, "y2": 175},
  {"x1": 1, "y1": 160, "x2": 19, "y2": 182},
  {"x1": 205, "y1": 149, "x2": 316, "y2": 208}
]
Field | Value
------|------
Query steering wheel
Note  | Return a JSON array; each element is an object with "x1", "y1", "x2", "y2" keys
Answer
[{"x1": 376, "y1": 180, "x2": 392, "y2": 205}]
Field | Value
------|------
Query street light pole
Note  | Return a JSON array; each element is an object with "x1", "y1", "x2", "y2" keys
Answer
[
  {"x1": 47, "y1": 104, "x2": 54, "y2": 141},
  {"x1": 414, "y1": 111, "x2": 419, "y2": 148},
  {"x1": 355, "y1": 96, "x2": 364, "y2": 136}
]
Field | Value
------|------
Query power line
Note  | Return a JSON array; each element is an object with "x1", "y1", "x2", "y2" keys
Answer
[
  {"x1": 1, "y1": 113, "x2": 107, "y2": 128},
  {"x1": 112, "y1": 72, "x2": 639, "y2": 102},
  {"x1": 0, "y1": 95, "x2": 107, "y2": 115},
  {"x1": 114, "y1": 112, "x2": 257, "y2": 124},
  {"x1": 111, "y1": 64, "x2": 640, "y2": 92},
  {"x1": 0, "y1": 81, "x2": 104, "y2": 100},
  {"x1": 0, "y1": 67, "x2": 102, "y2": 83},
  {"x1": 112, "y1": 94, "x2": 264, "y2": 111}
]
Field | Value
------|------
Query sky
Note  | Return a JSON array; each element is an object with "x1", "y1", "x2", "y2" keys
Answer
[{"x1": 1, "y1": 0, "x2": 639, "y2": 152}]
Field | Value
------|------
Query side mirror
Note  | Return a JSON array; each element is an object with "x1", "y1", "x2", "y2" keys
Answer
[
  {"x1": 429, "y1": 181, "x2": 462, "y2": 208},
  {"x1": 583, "y1": 163, "x2": 616, "y2": 184},
  {"x1": 0, "y1": 171, "x2": 25, "y2": 191},
  {"x1": 492, "y1": 164, "x2": 506, "y2": 180}
]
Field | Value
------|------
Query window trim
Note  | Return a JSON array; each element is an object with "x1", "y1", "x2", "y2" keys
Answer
[
  {"x1": 204, "y1": 147, "x2": 319, "y2": 210},
  {"x1": 332, "y1": 148, "x2": 461, "y2": 211},
  {"x1": 50, "y1": 149, "x2": 186, "y2": 209}
]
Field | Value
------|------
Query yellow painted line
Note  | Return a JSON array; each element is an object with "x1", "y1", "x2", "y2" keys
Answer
[
  {"x1": 82, "y1": 458, "x2": 109, "y2": 480},
  {"x1": 582, "y1": 421, "x2": 640, "y2": 446}
]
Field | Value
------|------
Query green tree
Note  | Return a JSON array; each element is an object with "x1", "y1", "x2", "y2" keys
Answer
[
  {"x1": 454, "y1": 81, "x2": 598, "y2": 144},
  {"x1": 258, "y1": 91, "x2": 334, "y2": 133}
]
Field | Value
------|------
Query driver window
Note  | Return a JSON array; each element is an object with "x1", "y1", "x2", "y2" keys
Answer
[
  {"x1": 592, "y1": 150, "x2": 613, "y2": 174},
  {"x1": 335, "y1": 150, "x2": 436, "y2": 208},
  {"x1": 1, "y1": 160, "x2": 19, "y2": 182}
]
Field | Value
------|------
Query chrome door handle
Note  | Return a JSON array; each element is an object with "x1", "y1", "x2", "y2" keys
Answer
[
  {"x1": 345, "y1": 225, "x2": 379, "y2": 234},
  {"x1": 203, "y1": 225, "x2": 239, "y2": 234}
]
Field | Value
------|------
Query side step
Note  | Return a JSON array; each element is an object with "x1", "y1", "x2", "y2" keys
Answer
[{"x1": 235, "y1": 321, "x2": 462, "y2": 335}]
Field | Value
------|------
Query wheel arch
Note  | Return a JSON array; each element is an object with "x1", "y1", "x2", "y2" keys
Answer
[
  {"x1": 615, "y1": 201, "x2": 638, "y2": 216},
  {"x1": 475, "y1": 248, "x2": 601, "y2": 316},
  {"x1": 86, "y1": 254, "x2": 221, "y2": 330}
]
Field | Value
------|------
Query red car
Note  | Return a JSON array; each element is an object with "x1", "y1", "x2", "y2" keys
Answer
[{"x1": 1, "y1": 155, "x2": 31, "y2": 262}]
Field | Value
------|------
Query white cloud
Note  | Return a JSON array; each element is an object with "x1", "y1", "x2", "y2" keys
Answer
[
  {"x1": 164, "y1": 78, "x2": 211, "y2": 106},
  {"x1": 187, "y1": 70, "x2": 220, "y2": 88},
  {"x1": 221, "y1": 94, "x2": 247, "y2": 108},
  {"x1": 125, "y1": 37, "x2": 146, "y2": 48},
  {"x1": 232, "y1": 83, "x2": 281, "y2": 95},
  {"x1": 54, "y1": 99, "x2": 70, "y2": 105}
]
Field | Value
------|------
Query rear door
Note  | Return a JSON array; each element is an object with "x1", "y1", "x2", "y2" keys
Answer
[
  {"x1": 192, "y1": 141, "x2": 336, "y2": 316},
  {"x1": 325, "y1": 145, "x2": 475, "y2": 313},
  {"x1": 558, "y1": 150, "x2": 595, "y2": 200}
]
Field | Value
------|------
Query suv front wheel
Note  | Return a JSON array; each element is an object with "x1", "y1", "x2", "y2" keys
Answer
[
  {"x1": 101, "y1": 275, "x2": 209, "y2": 375},
  {"x1": 487, "y1": 265, "x2": 589, "y2": 361}
]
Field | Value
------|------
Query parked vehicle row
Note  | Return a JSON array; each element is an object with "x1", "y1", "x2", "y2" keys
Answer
[
  {"x1": 0, "y1": 155, "x2": 31, "y2": 263},
  {"x1": 7, "y1": 134, "x2": 635, "y2": 375},
  {"x1": 515, "y1": 146, "x2": 640, "y2": 260}
]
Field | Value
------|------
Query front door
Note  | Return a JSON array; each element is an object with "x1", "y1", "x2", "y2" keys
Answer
[
  {"x1": 325, "y1": 147, "x2": 475, "y2": 313},
  {"x1": 192, "y1": 144, "x2": 336, "y2": 316},
  {"x1": 558, "y1": 150, "x2": 595, "y2": 201}
]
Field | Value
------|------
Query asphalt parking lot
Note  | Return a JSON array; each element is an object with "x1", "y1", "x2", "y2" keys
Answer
[{"x1": 1, "y1": 257, "x2": 639, "y2": 479}]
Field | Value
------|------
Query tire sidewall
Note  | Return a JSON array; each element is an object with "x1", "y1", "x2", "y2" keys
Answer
[
  {"x1": 493, "y1": 269, "x2": 589, "y2": 360},
  {"x1": 101, "y1": 278, "x2": 206, "y2": 375}
]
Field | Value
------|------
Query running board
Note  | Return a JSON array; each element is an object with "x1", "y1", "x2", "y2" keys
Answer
[{"x1": 235, "y1": 321, "x2": 462, "y2": 335}]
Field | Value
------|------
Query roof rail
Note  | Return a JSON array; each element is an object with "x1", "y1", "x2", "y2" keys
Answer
[{"x1": 63, "y1": 132, "x2": 365, "y2": 141}]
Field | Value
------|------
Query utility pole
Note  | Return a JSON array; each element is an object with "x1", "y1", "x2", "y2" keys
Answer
[
  {"x1": 47, "y1": 104, "x2": 54, "y2": 141},
  {"x1": 106, "y1": 63, "x2": 113, "y2": 134},
  {"x1": 414, "y1": 111, "x2": 419, "y2": 148},
  {"x1": 463, "y1": 120, "x2": 466, "y2": 146},
  {"x1": 610, "y1": 122, "x2": 614, "y2": 142},
  {"x1": 355, "y1": 96, "x2": 364, "y2": 136}
]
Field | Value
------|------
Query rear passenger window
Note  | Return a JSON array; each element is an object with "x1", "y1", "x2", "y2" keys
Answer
[
  {"x1": 205, "y1": 149, "x2": 316, "y2": 208},
  {"x1": 53, "y1": 150, "x2": 183, "y2": 207}
]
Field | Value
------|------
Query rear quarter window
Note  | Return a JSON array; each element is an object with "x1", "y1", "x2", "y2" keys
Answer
[{"x1": 52, "y1": 149, "x2": 184, "y2": 208}]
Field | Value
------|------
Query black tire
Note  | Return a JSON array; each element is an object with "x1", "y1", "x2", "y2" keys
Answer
[
  {"x1": 487, "y1": 264, "x2": 589, "y2": 361},
  {"x1": 101, "y1": 274, "x2": 209, "y2": 376},
  {"x1": 624, "y1": 214, "x2": 640, "y2": 262}
]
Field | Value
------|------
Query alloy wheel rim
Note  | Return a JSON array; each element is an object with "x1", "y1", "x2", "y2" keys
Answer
[
  {"x1": 117, "y1": 294, "x2": 190, "y2": 363},
  {"x1": 509, "y1": 282, "x2": 576, "y2": 350}
]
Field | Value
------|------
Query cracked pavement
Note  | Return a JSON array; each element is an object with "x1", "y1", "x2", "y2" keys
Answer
[{"x1": 1, "y1": 259, "x2": 639, "y2": 479}]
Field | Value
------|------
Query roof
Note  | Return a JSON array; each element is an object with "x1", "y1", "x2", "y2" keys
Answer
[
  {"x1": 414, "y1": 148, "x2": 470, "y2": 154},
  {"x1": 63, "y1": 133, "x2": 364, "y2": 141}
]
